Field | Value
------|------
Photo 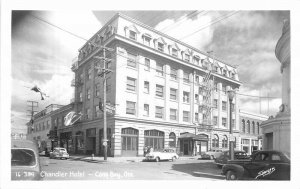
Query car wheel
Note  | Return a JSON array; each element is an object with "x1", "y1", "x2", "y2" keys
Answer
[
  {"x1": 226, "y1": 170, "x2": 238, "y2": 180},
  {"x1": 155, "y1": 157, "x2": 160, "y2": 162},
  {"x1": 172, "y1": 156, "x2": 176, "y2": 162}
]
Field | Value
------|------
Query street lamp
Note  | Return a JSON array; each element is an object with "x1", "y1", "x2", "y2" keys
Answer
[{"x1": 227, "y1": 89, "x2": 235, "y2": 161}]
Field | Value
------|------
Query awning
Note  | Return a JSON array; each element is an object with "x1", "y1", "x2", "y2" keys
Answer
[{"x1": 178, "y1": 133, "x2": 209, "y2": 141}]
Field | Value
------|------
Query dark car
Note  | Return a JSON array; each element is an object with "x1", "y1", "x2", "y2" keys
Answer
[
  {"x1": 222, "y1": 150, "x2": 290, "y2": 180},
  {"x1": 215, "y1": 150, "x2": 249, "y2": 168},
  {"x1": 11, "y1": 139, "x2": 42, "y2": 180}
]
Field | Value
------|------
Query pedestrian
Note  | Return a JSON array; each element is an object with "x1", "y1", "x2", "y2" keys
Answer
[{"x1": 143, "y1": 146, "x2": 147, "y2": 157}]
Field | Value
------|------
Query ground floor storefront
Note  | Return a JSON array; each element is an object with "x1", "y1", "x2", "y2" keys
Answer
[{"x1": 56, "y1": 118, "x2": 249, "y2": 157}]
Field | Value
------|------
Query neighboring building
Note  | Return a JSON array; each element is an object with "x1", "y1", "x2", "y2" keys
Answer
[
  {"x1": 26, "y1": 104, "x2": 73, "y2": 151},
  {"x1": 69, "y1": 13, "x2": 242, "y2": 157},
  {"x1": 261, "y1": 20, "x2": 291, "y2": 153},
  {"x1": 239, "y1": 110, "x2": 268, "y2": 155}
]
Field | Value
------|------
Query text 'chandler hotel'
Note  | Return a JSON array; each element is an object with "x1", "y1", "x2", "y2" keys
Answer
[{"x1": 69, "y1": 13, "x2": 242, "y2": 157}]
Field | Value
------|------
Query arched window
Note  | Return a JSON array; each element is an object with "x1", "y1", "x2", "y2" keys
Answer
[
  {"x1": 252, "y1": 121, "x2": 255, "y2": 134},
  {"x1": 222, "y1": 135, "x2": 228, "y2": 148},
  {"x1": 247, "y1": 120, "x2": 250, "y2": 133},
  {"x1": 144, "y1": 130, "x2": 164, "y2": 151},
  {"x1": 242, "y1": 119, "x2": 246, "y2": 133},
  {"x1": 169, "y1": 132, "x2": 176, "y2": 148},
  {"x1": 212, "y1": 134, "x2": 219, "y2": 148},
  {"x1": 257, "y1": 122, "x2": 260, "y2": 135}
]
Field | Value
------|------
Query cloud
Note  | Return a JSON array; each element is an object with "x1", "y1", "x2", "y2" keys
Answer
[
  {"x1": 154, "y1": 12, "x2": 214, "y2": 49},
  {"x1": 11, "y1": 11, "x2": 102, "y2": 132}
]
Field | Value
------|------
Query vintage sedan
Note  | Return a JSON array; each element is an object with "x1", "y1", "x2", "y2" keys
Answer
[
  {"x1": 201, "y1": 150, "x2": 223, "y2": 160},
  {"x1": 215, "y1": 150, "x2": 249, "y2": 168},
  {"x1": 145, "y1": 148, "x2": 179, "y2": 162},
  {"x1": 11, "y1": 139, "x2": 42, "y2": 180},
  {"x1": 222, "y1": 150, "x2": 290, "y2": 180},
  {"x1": 49, "y1": 147, "x2": 69, "y2": 159}
]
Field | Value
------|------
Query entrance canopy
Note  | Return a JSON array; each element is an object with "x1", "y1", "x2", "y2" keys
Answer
[{"x1": 178, "y1": 133, "x2": 209, "y2": 141}]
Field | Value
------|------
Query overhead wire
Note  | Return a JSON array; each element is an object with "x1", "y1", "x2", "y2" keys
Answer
[{"x1": 28, "y1": 13, "x2": 280, "y2": 100}]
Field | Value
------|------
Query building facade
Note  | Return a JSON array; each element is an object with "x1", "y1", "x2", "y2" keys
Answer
[
  {"x1": 26, "y1": 104, "x2": 73, "y2": 151},
  {"x1": 239, "y1": 110, "x2": 268, "y2": 155},
  {"x1": 68, "y1": 13, "x2": 244, "y2": 157}
]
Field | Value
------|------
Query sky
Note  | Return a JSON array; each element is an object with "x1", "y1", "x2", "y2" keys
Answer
[{"x1": 10, "y1": 10, "x2": 290, "y2": 134}]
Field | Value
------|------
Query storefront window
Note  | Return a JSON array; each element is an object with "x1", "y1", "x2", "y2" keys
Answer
[
  {"x1": 212, "y1": 134, "x2": 219, "y2": 148},
  {"x1": 169, "y1": 132, "x2": 176, "y2": 148}
]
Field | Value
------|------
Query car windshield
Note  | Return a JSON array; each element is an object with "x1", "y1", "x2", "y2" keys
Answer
[{"x1": 11, "y1": 149, "x2": 36, "y2": 166}]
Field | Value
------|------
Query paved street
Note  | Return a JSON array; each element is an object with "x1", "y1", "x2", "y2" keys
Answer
[{"x1": 40, "y1": 156, "x2": 225, "y2": 180}]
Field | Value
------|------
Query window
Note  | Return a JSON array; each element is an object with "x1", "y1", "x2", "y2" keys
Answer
[
  {"x1": 242, "y1": 120, "x2": 246, "y2": 133},
  {"x1": 95, "y1": 84, "x2": 100, "y2": 97},
  {"x1": 144, "y1": 104, "x2": 149, "y2": 116},
  {"x1": 158, "y1": 42, "x2": 164, "y2": 52},
  {"x1": 170, "y1": 68, "x2": 177, "y2": 80},
  {"x1": 223, "y1": 70, "x2": 227, "y2": 76},
  {"x1": 79, "y1": 92, "x2": 83, "y2": 102},
  {"x1": 212, "y1": 134, "x2": 219, "y2": 147},
  {"x1": 155, "y1": 106, "x2": 164, "y2": 119},
  {"x1": 144, "y1": 36, "x2": 151, "y2": 46},
  {"x1": 222, "y1": 101, "x2": 227, "y2": 111},
  {"x1": 232, "y1": 119, "x2": 236, "y2": 129},
  {"x1": 183, "y1": 91, "x2": 190, "y2": 103},
  {"x1": 257, "y1": 122, "x2": 260, "y2": 135},
  {"x1": 126, "y1": 77, "x2": 136, "y2": 91},
  {"x1": 127, "y1": 52, "x2": 137, "y2": 68},
  {"x1": 87, "y1": 67, "x2": 91, "y2": 80},
  {"x1": 195, "y1": 76, "x2": 200, "y2": 83},
  {"x1": 95, "y1": 105, "x2": 101, "y2": 118},
  {"x1": 170, "y1": 88, "x2": 177, "y2": 100},
  {"x1": 144, "y1": 58, "x2": 150, "y2": 71},
  {"x1": 143, "y1": 81, "x2": 149, "y2": 94},
  {"x1": 126, "y1": 101, "x2": 136, "y2": 115},
  {"x1": 195, "y1": 113, "x2": 199, "y2": 122},
  {"x1": 252, "y1": 121, "x2": 255, "y2": 134},
  {"x1": 194, "y1": 56, "x2": 200, "y2": 65},
  {"x1": 213, "y1": 116, "x2": 218, "y2": 125},
  {"x1": 183, "y1": 111, "x2": 190, "y2": 122},
  {"x1": 214, "y1": 82, "x2": 218, "y2": 92},
  {"x1": 222, "y1": 135, "x2": 228, "y2": 148},
  {"x1": 232, "y1": 73, "x2": 235, "y2": 79},
  {"x1": 172, "y1": 48, "x2": 178, "y2": 57},
  {"x1": 129, "y1": 30, "x2": 136, "y2": 40},
  {"x1": 213, "y1": 99, "x2": 218, "y2": 108},
  {"x1": 183, "y1": 72, "x2": 189, "y2": 83},
  {"x1": 247, "y1": 120, "x2": 250, "y2": 133},
  {"x1": 213, "y1": 66, "x2": 218, "y2": 73},
  {"x1": 86, "y1": 89, "x2": 91, "y2": 100},
  {"x1": 86, "y1": 108, "x2": 91, "y2": 120},
  {"x1": 170, "y1": 109, "x2": 177, "y2": 120},
  {"x1": 271, "y1": 153, "x2": 282, "y2": 161},
  {"x1": 222, "y1": 85, "x2": 226, "y2": 94},
  {"x1": 169, "y1": 133, "x2": 176, "y2": 148},
  {"x1": 222, "y1": 118, "x2": 227, "y2": 127},
  {"x1": 156, "y1": 63, "x2": 164, "y2": 76},
  {"x1": 195, "y1": 94, "x2": 199, "y2": 103},
  {"x1": 184, "y1": 54, "x2": 190, "y2": 62},
  {"x1": 156, "y1": 85, "x2": 164, "y2": 98}
]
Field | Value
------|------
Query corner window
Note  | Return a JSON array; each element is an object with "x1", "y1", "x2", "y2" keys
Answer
[
  {"x1": 156, "y1": 63, "x2": 164, "y2": 76},
  {"x1": 129, "y1": 30, "x2": 137, "y2": 40},
  {"x1": 127, "y1": 52, "x2": 137, "y2": 68}
]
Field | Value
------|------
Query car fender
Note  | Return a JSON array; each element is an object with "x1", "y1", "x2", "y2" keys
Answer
[{"x1": 222, "y1": 164, "x2": 245, "y2": 179}]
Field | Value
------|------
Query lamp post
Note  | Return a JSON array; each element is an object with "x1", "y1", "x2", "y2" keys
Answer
[{"x1": 227, "y1": 89, "x2": 235, "y2": 160}]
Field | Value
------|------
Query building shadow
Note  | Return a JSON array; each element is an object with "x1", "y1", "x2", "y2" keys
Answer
[{"x1": 171, "y1": 162, "x2": 225, "y2": 180}]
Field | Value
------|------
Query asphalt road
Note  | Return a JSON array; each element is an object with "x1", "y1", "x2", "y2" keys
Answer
[{"x1": 40, "y1": 156, "x2": 225, "y2": 180}]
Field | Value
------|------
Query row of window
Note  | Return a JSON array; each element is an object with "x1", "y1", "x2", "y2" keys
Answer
[
  {"x1": 241, "y1": 120, "x2": 261, "y2": 135},
  {"x1": 127, "y1": 29, "x2": 236, "y2": 80},
  {"x1": 31, "y1": 120, "x2": 50, "y2": 133},
  {"x1": 211, "y1": 134, "x2": 233, "y2": 148}
]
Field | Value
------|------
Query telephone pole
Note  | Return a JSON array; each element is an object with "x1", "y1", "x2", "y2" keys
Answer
[{"x1": 94, "y1": 46, "x2": 114, "y2": 161}]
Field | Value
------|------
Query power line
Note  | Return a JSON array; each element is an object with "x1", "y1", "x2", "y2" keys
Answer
[
  {"x1": 180, "y1": 11, "x2": 240, "y2": 40},
  {"x1": 28, "y1": 13, "x2": 279, "y2": 100}
]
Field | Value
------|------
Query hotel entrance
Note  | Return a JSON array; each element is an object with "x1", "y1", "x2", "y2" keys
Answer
[
  {"x1": 179, "y1": 133, "x2": 209, "y2": 156},
  {"x1": 121, "y1": 128, "x2": 138, "y2": 156}
]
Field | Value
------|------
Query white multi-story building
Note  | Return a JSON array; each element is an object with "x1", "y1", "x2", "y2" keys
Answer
[{"x1": 67, "y1": 13, "x2": 243, "y2": 157}]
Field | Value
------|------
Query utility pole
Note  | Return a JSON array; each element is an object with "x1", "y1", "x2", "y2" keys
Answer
[
  {"x1": 27, "y1": 100, "x2": 38, "y2": 126},
  {"x1": 94, "y1": 46, "x2": 114, "y2": 161}
]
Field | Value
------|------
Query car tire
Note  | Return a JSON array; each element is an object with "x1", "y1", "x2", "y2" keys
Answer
[
  {"x1": 172, "y1": 156, "x2": 176, "y2": 162},
  {"x1": 226, "y1": 170, "x2": 238, "y2": 180},
  {"x1": 155, "y1": 157, "x2": 160, "y2": 162}
]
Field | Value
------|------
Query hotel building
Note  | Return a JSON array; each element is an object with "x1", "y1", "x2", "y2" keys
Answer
[{"x1": 63, "y1": 13, "x2": 245, "y2": 157}]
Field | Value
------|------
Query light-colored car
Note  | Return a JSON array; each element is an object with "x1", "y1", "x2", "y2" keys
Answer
[
  {"x1": 201, "y1": 150, "x2": 223, "y2": 160},
  {"x1": 145, "y1": 149, "x2": 179, "y2": 162},
  {"x1": 49, "y1": 147, "x2": 69, "y2": 159},
  {"x1": 11, "y1": 139, "x2": 42, "y2": 180}
]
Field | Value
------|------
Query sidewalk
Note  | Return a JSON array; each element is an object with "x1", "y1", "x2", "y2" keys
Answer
[{"x1": 68, "y1": 155, "x2": 204, "y2": 163}]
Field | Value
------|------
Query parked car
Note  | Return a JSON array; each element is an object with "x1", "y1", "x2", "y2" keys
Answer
[
  {"x1": 201, "y1": 150, "x2": 223, "y2": 160},
  {"x1": 215, "y1": 150, "x2": 249, "y2": 168},
  {"x1": 222, "y1": 150, "x2": 290, "y2": 180},
  {"x1": 49, "y1": 147, "x2": 69, "y2": 159},
  {"x1": 11, "y1": 139, "x2": 42, "y2": 180},
  {"x1": 145, "y1": 148, "x2": 179, "y2": 162}
]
